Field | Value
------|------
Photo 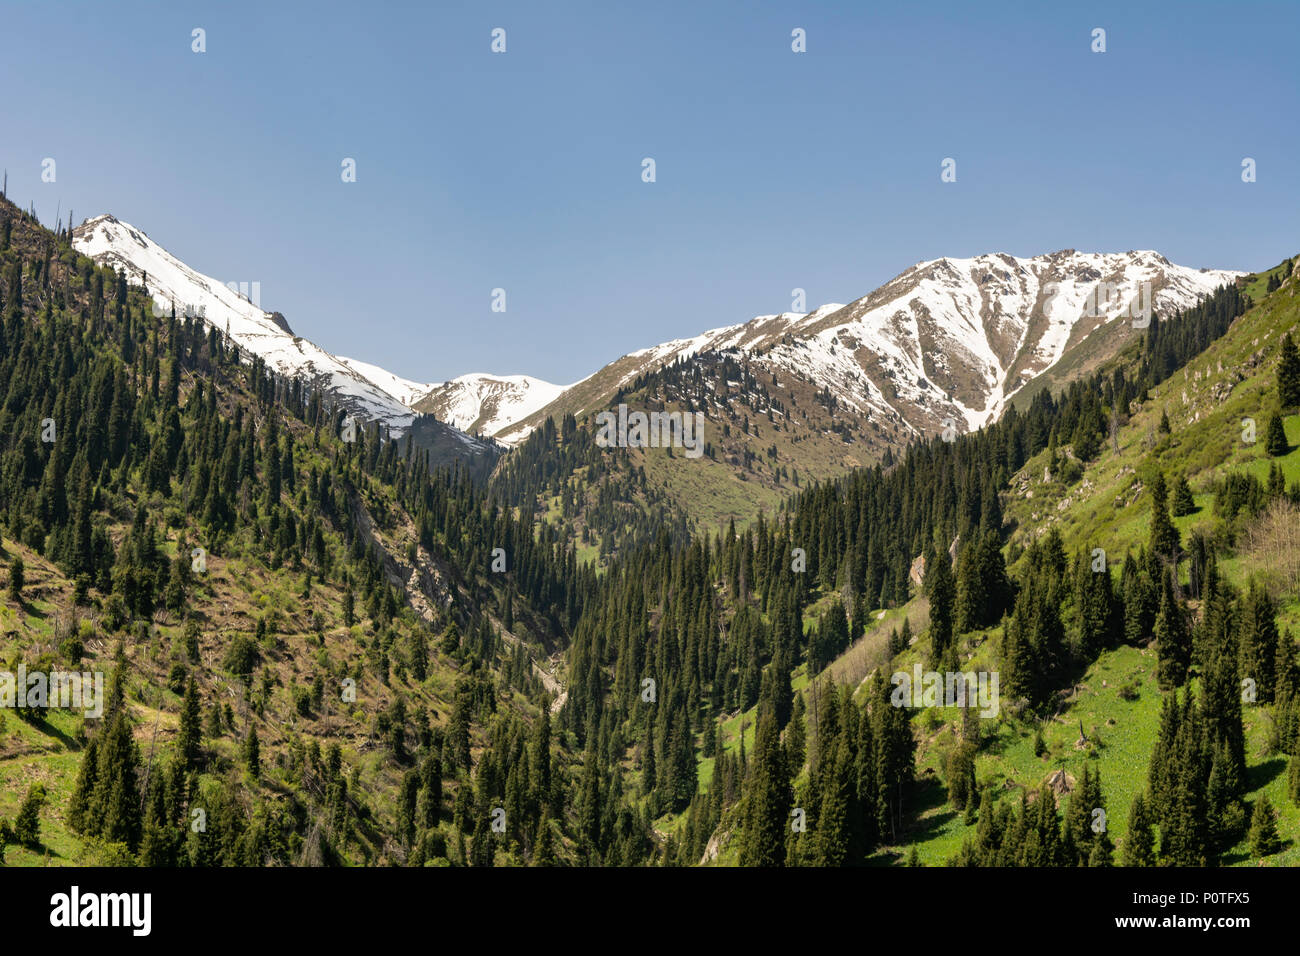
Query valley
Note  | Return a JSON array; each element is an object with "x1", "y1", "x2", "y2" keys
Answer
[{"x1": 1, "y1": 191, "x2": 1296, "y2": 871}]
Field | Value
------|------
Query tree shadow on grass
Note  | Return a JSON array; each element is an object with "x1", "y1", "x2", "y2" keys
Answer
[
  {"x1": 19, "y1": 712, "x2": 83, "y2": 751},
  {"x1": 1220, "y1": 835, "x2": 1293, "y2": 867},
  {"x1": 1246, "y1": 756, "x2": 1286, "y2": 792},
  {"x1": 904, "y1": 776, "x2": 957, "y2": 844}
]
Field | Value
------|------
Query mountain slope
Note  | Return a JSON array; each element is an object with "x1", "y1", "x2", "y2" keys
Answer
[
  {"x1": 71, "y1": 215, "x2": 499, "y2": 472},
  {"x1": 501, "y1": 251, "x2": 1240, "y2": 446},
  {"x1": 908, "y1": 254, "x2": 1300, "y2": 866},
  {"x1": 489, "y1": 252, "x2": 1241, "y2": 553},
  {"x1": 0, "y1": 197, "x2": 592, "y2": 867},
  {"x1": 650, "y1": 256, "x2": 1298, "y2": 868}
]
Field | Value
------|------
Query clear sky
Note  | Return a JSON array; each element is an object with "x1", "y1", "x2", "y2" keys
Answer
[{"x1": 2, "y1": 1, "x2": 1296, "y2": 387}]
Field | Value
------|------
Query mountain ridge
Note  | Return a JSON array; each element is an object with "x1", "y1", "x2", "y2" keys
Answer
[
  {"x1": 497, "y1": 249, "x2": 1241, "y2": 445},
  {"x1": 70, "y1": 213, "x2": 1241, "y2": 459}
]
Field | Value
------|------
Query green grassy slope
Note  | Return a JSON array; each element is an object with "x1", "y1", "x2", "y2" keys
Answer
[{"x1": 907, "y1": 256, "x2": 1300, "y2": 865}]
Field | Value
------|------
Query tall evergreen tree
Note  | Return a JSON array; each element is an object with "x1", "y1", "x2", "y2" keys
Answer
[
  {"x1": 1279, "y1": 331, "x2": 1300, "y2": 410},
  {"x1": 178, "y1": 676, "x2": 202, "y2": 771},
  {"x1": 739, "y1": 712, "x2": 791, "y2": 866},
  {"x1": 1121, "y1": 792, "x2": 1156, "y2": 867},
  {"x1": 926, "y1": 551, "x2": 956, "y2": 669},
  {"x1": 1147, "y1": 472, "x2": 1180, "y2": 561},
  {"x1": 1265, "y1": 411, "x2": 1288, "y2": 457}
]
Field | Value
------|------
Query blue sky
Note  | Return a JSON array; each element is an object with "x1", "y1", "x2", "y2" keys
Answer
[{"x1": 2, "y1": 1, "x2": 1296, "y2": 386}]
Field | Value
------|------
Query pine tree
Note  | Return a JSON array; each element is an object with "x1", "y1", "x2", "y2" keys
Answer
[
  {"x1": 418, "y1": 753, "x2": 442, "y2": 829},
  {"x1": 927, "y1": 551, "x2": 956, "y2": 668},
  {"x1": 1147, "y1": 472, "x2": 1180, "y2": 560},
  {"x1": 245, "y1": 724, "x2": 261, "y2": 779},
  {"x1": 1265, "y1": 412, "x2": 1288, "y2": 457},
  {"x1": 12, "y1": 783, "x2": 46, "y2": 847},
  {"x1": 66, "y1": 735, "x2": 100, "y2": 835},
  {"x1": 813, "y1": 739, "x2": 853, "y2": 866},
  {"x1": 1155, "y1": 573, "x2": 1191, "y2": 689},
  {"x1": 1073, "y1": 413, "x2": 1101, "y2": 461},
  {"x1": 739, "y1": 713, "x2": 791, "y2": 867},
  {"x1": 890, "y1": 617, "x2": 912, "y2": 658},
  {"x1": 1276, "y1": 629, "x2": 1299, "y2": 705},
  {"x1": 1239, "y1": 582, "x2": 1279, "y2": 705},
  {"x1": 1171, "y1": 474, "x2": 1195, "y2": 516},
  {"x1": 533, "y1": 813, "x2": 557, "y2": 866},
  {"x1": 97, "y1": 708, "x2": 143, "y2": 851},
  {"x1": 1248, "y1": 795, "x2": 1280, "y2": 857},
  {"x1": 441, "y1": 621, "x2": 461, "y2": 655},
  {"x1": 1121, "y1": 792, "x2": 1156, "y2": 867},
  {"x1": 947, "y1": 742, "x2": 977, "y2": 812},
  {"x1": 785, "y1": 694, "x2": 806, "y2": 773},
  {"x1": 1279, "y1": 331, "x2": 1300, "y2": 410},
  {"x1": 1088, "y1": 834, "x2": 1113, "y2": 866},
  {"x1": 178, "y1": 676, "x2": 202, "y2": 770}
]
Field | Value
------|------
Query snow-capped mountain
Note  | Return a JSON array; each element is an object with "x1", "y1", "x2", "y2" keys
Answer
[
  {"x1": 72, "y1": 215, "x2": 488, "y2": 450},
  {"x1": 414, "y1": 374, "x2": 568, "y2": 440},
  {"x1": 70, "y1": 214, "x2": 1242, "y2": 454},
  {"x1": 498, "y1": 250, "x2": 1242, "y2": 443},
  {"x1": 70, "y1": 214, "x2": 566, "y2": 449}
]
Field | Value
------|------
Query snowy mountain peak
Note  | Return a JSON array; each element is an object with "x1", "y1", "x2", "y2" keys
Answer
[
  {"x1": 71, "y1": 213, "x2": 559, "y2": 448},
  {"x1": 69, "y1": 214, "x2": 1244, "y2": 454},
  {"x1": 494, "y1": 249, "x2": 1243, "y2": 444},
  {"x1": 414, "y1": 373, "x2": 567, "y2": 442},
  {"x1": 73, "y1": 215, "x2": 441, "y2": 440}
]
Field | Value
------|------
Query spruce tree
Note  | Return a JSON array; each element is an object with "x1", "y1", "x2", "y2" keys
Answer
[
  {"x1": 178, "y1": 676, "x2": 202, "y2": 770},
  {"x1": 926, "y1": 551, "x2": 956, "y2": 668},
  {"x1": 1248, "y1": 795, "x2": 1281, "y2": 857},
  {"x1": 1121, "y1": 792, "x2": 1156, "y2": 867},
  {"x1": 1279, "y1": 331, "x2": 1300, "y2": 410},
  {"x1": 1147, "y1": 472, "x2": 1180, "y2": 561},
  {"x1": 12, "y1": 783, "x2": 46, "y2": 847},
  {"x1": 739, "y1": 713, "x2": 790, "y2": 866},
  {"x1": 245, "y1": 724, "x2": 261, "y2": 779},
  {"x1": 1265, "y1": 412, "x2": 1288, "y2": 457},
  {"x1": 1171, "y1": 474, "x2": 1195, "y2": 516}
]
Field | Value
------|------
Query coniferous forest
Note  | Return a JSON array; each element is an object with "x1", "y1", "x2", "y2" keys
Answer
[
  {"x1": 6, "y1": 6, "x2": 1300, "y2": 948},
  {"x1": 2, "y1": 193, "x2": 1298, "y2": 876}
]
